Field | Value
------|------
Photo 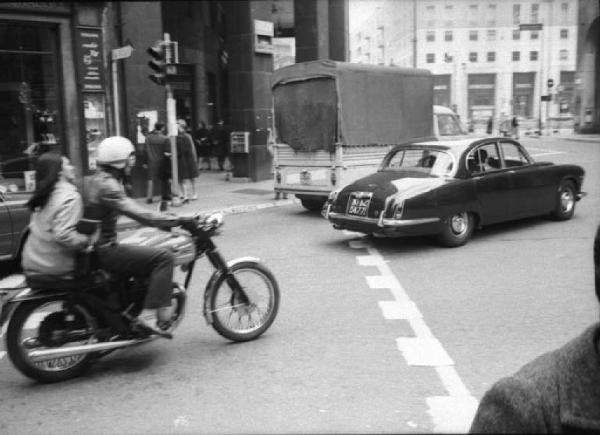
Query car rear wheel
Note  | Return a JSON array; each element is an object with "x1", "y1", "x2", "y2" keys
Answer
[
  {"x1": 551, "y1": 180, "x2": 576, "y2": 221},
  {"x1": 437, "y1": 212, "x2": 474, "y2": 248}
]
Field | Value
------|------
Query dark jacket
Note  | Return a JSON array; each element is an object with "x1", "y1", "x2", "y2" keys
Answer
[
  {"x1": 470, "y1": 323, "x2": 600, "y2": 433},
  {"x1": 82, "y1": 168, "x2": 179, "y2": 246}
]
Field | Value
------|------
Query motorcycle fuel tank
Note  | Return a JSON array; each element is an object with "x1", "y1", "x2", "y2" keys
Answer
[{"x1": 120, "y1": 228, "x2": 196, "y2": 266}]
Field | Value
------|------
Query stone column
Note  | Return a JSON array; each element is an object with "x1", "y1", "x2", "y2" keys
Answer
[
  {"x1": 295, "y1": 0, "x2": 348, "y2": 62},
  {"x1": 224, "y1": 0, "x2": 274, "y2": 181}
]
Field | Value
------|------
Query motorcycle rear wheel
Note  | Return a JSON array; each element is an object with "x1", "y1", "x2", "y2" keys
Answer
[
  {"x1": 209, "y1": 261, "x2": 279, "y2": 342},
  {"x1": 6, "y1": 299, "x2": 97, "y2": 383}
]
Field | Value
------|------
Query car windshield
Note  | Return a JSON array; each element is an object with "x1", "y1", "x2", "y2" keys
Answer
[
  {"x1": 437, "y1": 114, "x2": 467, "y2": 136},
  {"x1": 382, "y1": 148, "x2": 454, "y2": 177}
]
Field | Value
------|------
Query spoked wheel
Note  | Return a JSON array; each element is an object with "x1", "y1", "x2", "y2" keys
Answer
[
  {"x1": 6, "y1": 299, "x2": 98, "y2": 383},
  {"x1": 208, "y1": 261, "x2": 280, "y2": 342},
  {"x1": 436, "y1": 211, "x2": 474, "y2": 247}
]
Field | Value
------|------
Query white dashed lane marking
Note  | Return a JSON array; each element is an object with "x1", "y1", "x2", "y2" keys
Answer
[{"x1": 348, "y1": 233, "x2": 478, "y2": 433}]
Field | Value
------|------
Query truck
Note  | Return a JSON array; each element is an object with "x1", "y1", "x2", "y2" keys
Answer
[{"x1": 271, "y1": 60, "x2": 465, "y2": 211}]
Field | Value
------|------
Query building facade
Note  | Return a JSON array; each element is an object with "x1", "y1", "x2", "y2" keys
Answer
[
  {"x1": 0, "y1": 0, "x2": 347, "y2": 198},
  {"x1": 351, "y1": 0, "x2": 598, "y2": 134}
]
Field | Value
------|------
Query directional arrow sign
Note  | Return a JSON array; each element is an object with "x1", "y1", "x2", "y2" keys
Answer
[{"x1": 112, "y1": 45, "x2": 133, "y2": 61}]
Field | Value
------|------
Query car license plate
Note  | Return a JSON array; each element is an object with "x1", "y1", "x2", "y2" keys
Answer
[
  {"x1": 347, "y1": 197, "x2": 371, "y2": 217},
  {"x1": 300, "y1": 171, "x2": 311, "y2": 185}
]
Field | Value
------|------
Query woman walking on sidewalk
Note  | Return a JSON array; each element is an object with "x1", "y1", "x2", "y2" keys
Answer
[{"x1": 176, "y1": 119, "x2": 199, "y2": 202}]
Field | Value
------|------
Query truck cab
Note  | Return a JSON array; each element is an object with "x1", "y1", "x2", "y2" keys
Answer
[{"x1": 433, "y1": 105, "x2": 468, "y2": 138}]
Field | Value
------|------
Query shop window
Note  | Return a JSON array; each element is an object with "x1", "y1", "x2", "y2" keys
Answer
[{"x1": 0, "y1": 21, "x2": 63, "y2": 193}]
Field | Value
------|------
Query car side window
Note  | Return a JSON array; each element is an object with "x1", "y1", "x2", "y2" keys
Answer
[
  {"x1": 501, "y1": 142, "x2": 530, "y2": 168},
  {"x1": 466, "y1": 143, "x2": 501, "y2": 174}
]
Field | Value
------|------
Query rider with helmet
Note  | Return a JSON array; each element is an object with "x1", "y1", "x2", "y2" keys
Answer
[{"x1": 83, "y1": 136, "x2": 180, "y2": 334}]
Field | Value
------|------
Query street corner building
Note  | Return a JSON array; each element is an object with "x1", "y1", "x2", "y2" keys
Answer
[{"x1": 0, "y1": 0, "x2": 351, "y2": 199}]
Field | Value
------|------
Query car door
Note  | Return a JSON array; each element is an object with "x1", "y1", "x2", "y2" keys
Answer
[
  {"x1": 499, "y1": 140, "x2": 555, "y2": 218},
  {"x1": 467, "y1": 142, "x2": 514, "y2": 225}
]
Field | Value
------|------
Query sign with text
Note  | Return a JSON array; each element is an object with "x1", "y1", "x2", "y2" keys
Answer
[
  {"x1": 76, "y1": 27, "x2": 105, "y2": 92},
  {"x1": 230, "y1": 131, "x2": 250, "y2": 153}
]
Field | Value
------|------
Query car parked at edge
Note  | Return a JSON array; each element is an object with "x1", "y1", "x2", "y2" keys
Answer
[
  {"x1": 323, "y1": 137, "x2": 585, "y2": 247},
  {"x1": 0, "y1": 185, "x2": 30, "y2": 268}
]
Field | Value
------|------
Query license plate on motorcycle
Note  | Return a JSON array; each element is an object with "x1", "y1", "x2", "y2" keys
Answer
[{"x1": 347, "y1": 197, "x2": 371, "y2": 217}]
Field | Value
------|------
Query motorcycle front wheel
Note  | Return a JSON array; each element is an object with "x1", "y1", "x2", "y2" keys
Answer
[
  {"x1": 6, "y1": 299, "x2": 98, "y2": 383},
  {"x1": 208, "y1": 261, "x2": 280, "y2": 342}
]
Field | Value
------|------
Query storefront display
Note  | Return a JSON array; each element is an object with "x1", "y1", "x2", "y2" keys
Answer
[{"x1": 0, "y1": 20, "x2": 63, "y2": 192}]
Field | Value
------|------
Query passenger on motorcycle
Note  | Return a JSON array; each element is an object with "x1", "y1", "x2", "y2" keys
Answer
[
  {"x1": 82, "y1": 136, "x2": 181, "y2": 334},
  {"x1": 22, "y1": 152, "x2": 93, "y2": 276}
]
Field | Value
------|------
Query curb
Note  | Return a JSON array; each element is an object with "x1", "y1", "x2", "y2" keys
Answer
[{"x1": 117, "y1": 198, "x2": 297, "y2": 232}]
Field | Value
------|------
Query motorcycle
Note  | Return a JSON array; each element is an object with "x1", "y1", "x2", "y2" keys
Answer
[{"x1": 0, "y1": 213, "x2": 280, "y2": 383}]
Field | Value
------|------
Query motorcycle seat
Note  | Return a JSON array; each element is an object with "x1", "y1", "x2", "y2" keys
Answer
[
  {"x1": 25, "y1": 270, "x2": 111, "y2": 290},
  {"x1": 25, "y1": 273, "x2": 80, "y2": 290}
]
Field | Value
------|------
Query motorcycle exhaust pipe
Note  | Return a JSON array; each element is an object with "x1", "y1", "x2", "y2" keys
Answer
[{"x1": 27, "y1": 338, "x2": 155, "y2": 363}]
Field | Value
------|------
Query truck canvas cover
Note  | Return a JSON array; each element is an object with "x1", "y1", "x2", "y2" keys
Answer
[{"x1": 272, "y1": 60, "x2": 434, "y2": 153}]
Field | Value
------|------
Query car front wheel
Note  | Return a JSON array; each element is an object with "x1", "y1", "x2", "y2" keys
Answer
[
  {"x1": 551, "y1": 180, "x2": 576, "y2": 221},
  {"x1": 437, "y1": 212, "x2": 474, "y2": 248}
]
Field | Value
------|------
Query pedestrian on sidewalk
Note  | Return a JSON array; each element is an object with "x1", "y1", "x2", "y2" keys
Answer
[
  {"x1": 469, "y1": 224, "x2": 600, "y2": 433},
  {"x1": 143, "y1": 122, "x2": 171, "y2": 210},
  {"x1": 211, "y1": 119, "x2": 230, "y2": 172},
  {"x1": 176, "y1": 119, "x2": 199, "y2": 203},
  {"x1": 486, "y1": 116, "x2": 493, "y2": 135},
  {"x1": 194, "y1": 120, "x2": 212, "y2": 170},
  {"x1": 511, "y1": 116, "x2": 520, "y2": 139}
]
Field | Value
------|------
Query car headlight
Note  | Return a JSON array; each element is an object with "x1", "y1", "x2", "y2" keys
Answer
[{"x1": 328, "y1": 190, "x2": 340, "y2": 203}]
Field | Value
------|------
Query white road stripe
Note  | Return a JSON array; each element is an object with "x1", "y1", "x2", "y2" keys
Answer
[{"x1": 350, "y1": 238, "x2": 478, "y2": 432}]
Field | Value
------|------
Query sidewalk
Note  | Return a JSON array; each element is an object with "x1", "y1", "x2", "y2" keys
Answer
[
  {"x1": 117, "y1": 169, "x2": 296, "y2": 231},
  {"x1": 520, "y1": 132, "x2": 600, "y2": 144}
]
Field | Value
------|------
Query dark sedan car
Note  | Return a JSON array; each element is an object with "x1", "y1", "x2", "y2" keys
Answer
[
  {"x1": 0, "y1": 185, "x2": 30, "y2": 266},
  {"x1": 323, "y1": 137, "x2": 585, "y2": 247}
]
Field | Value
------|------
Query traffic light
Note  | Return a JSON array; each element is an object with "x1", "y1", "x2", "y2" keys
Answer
[{"x1": 147, "y1": 42, "x2": 166, "y2": 86}]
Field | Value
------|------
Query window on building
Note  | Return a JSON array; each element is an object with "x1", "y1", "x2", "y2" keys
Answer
[
  {"x1": 444, "y1": 31, "x2": 453, "y2": 41},
  {"x1": 469, "y1": 30, "x2": 478, "y2": 41},
  {"x1": 487, "y1": 52, "x2": 496, "y2": 62},
  {"x1": 531, "y1": 3, "x2": 539, "y2": 23},
  {"x1": 487, "y1": 30, "x2": 496, "y2": 41},
  {"x1": 444, "y1": 53, "x2": 453, "y2": 63},
  {"x1": 0, "y1": 21, "x2": 66, "y2": 192},
  {"x1": 445, "y1": 5, "x2": 453, "y2": 12},
  {"x1": 560, "y1": 71, "x2": 575, "y2": 83},
  {"x1": 426, "y1": 31, "x2": 435, "y2": 42},
  {"x1": 513, "y1": 29, "x2": 520, "y2": 40},
  {"x1": 530, "y1": 51, "x2": 538, "y2": 61},
  {"x1": 513, "y1": 4, "x2": 521, "y2": 24},
  {"x1": 512, "y1": 51, "x2": 520, "y2": 61},
  {"x1": 559, "y1": 49, "x2": 568, "y2": 60},
  {"x1": 560, "y1": 29, "x2": 568, "y2": 39},
  {"x1": 469, "y1": 52, "x2": 478, "y2": 62},
  {"x1": 426, "y1": 53, "x2": 435, "y2": 63},
  {"x1": 560, "y1": 2, "x2": 569, "y2": 23},
  {"x1": 531, "y1": 31, "x2": 539, "y2": 40}
]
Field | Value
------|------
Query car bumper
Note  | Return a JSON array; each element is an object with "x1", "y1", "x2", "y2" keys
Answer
[{"x1": 324, "y1": 205, "x2": 442, "y2": 236}]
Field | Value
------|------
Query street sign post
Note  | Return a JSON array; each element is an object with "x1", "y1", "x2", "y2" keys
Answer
[
  {"x1": 111, "y1": 45, "x2": 133, "y2": 61},
  {"x1": 110, "y1": 45, "x2": 134, "y2": 135}
]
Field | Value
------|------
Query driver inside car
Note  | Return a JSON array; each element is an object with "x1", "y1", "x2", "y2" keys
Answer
[{"x1": 82, "y1": 136, "x2": 183, "y2": 336}]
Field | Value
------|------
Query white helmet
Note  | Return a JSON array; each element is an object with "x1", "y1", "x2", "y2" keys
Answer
[{"x1": 96, "y1": 136, "x2": 135, "y2": 169}]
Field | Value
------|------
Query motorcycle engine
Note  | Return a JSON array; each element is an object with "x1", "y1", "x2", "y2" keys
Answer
[{"x1": 121, "y1": 228, "x2": 197, "y2": 266}]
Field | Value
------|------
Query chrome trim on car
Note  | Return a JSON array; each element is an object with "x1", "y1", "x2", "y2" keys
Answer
[{"x1": 328, "y1": 211, "x2": 440, "y2": 227}]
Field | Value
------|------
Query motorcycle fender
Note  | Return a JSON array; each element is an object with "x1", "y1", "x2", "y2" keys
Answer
[
  {"x1": 203, "y1": 256, "x2": 261, "y2": 324},
  {"x1": 0, "y1": 288, "x2": 69, "y2": 334}
]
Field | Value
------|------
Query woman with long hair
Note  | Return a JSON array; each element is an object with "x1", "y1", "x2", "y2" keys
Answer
[{"x1": 21, "y1": 152, "x2": 91, "y2": 276}]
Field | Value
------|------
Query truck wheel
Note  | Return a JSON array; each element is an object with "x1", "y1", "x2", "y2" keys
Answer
[{"x1": 300, "y1": 198, "x2": 326, "y2": 211}]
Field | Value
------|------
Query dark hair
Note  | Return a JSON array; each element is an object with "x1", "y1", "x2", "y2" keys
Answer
[
  {"x1": 154, "y1": 122, "x2": 164, "y2": 131},
  {"x1": 595, "y1": 225, "x2": 600, "y2": 303},
  {"x1": 26, "y1": 152, "x2": 63, "y2": 211}
]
